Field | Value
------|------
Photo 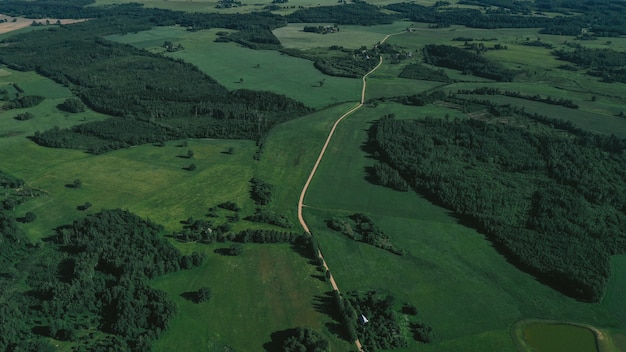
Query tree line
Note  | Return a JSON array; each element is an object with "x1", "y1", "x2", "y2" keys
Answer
[
  {"x1": 368, "y1": 115, "x2": 626, "y2": 302},
  {"x1": 455, "y1": 87, "x2": 579, "y2": 109}
]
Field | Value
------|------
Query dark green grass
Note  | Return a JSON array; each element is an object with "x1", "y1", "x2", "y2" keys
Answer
[
  {"x1": 152, "y1": 243, "x2": 352, "y2": 352},
  {"x1": 301, "y1": 101, "x2": 621, "y2": 351},
  {"x1": 603, "y1": 255, "x2": 626, "y2": 328}
]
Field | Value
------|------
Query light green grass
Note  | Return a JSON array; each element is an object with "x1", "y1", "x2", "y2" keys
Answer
[
  {"x1": 152, "y1": 243, "x2": 352, "y2": 352},
  {"x1": 603, "y1": 255, "x2": 626, "y2": 328},
  {"x1": 301, "y1": 101, "x2": 621, "y2": 351},
  {"x1": 10, "y1": 138, "x2": 259, "y2": 241},
  {"x1": 273, "y1": 22, "x2": 411, "y2": 50},
  {"x1": 107, "y1": 27, "x2": 362, "y2": 108}
]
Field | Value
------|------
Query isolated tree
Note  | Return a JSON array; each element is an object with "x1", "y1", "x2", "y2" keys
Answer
[
  {"x1": 187, "y1": 149, "x2": 194, "y2": 158},
  {"x1": 58, "y1": 97, "x2": 85, "y2": 113},
  {"x1": 14, "y1": 112, "x2": 33, "y2": 121},
  {"x1": 187, "y1": 163, "x2": 196, "y2": 171},
  {"x1": 73, "y1": 179, "x2": 82, "y2": 189},
  {"x1": 227, "y1": 147, "x2": 235, "y2": 155},
  {"x1": 23, "y1": 212, "x2": 37, "y2": 223},
  {"x1": 195, "y1": 287, "x2": 212, "y2": 303}
]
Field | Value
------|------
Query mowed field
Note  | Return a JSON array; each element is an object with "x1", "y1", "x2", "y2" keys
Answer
[
  {"x1": 152, "y1": 243, "x2": 352, "y2": 352},
  {"x1": 108, "y1": 26, "x2": 362, "y2": 109},
  {"x1": 300, "y1": 101, "x2": 623, "y2": 351}
]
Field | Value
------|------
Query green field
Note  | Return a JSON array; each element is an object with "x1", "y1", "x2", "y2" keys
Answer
[
  {"x1": 3, "y1": 8, "x2": 626, "y2": 352},
  {"x1": 108, "y1": 27, "x2": 362, "y2": 109},
  {"x1": 300, "y1": 101, "x2": 622, "y2": 351},
  {"x1": 152, "y1": 243, "x2": 352, "y2": 352}
]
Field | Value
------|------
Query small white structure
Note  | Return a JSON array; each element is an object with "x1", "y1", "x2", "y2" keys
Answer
[{"x1": 359, "y1": 314, "x2": 369, "y2": 325}]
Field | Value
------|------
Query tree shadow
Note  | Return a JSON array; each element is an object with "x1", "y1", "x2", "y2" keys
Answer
[
  {"x1": 312, "y1": 291, "x2": 349, "y2": 340},
  {"x1": 263, "y1": 328, "x2": 298, "y2": 352},
  {"x1": 180, "y1": 291, "x2": 199, "y2": 303},
  {"x1": 310, "y1": 274, "x2": 326, "y2": 282}
]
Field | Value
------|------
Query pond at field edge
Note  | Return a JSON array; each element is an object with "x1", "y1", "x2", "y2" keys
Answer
[{"x1": 523, "y1": 323, "x2": 598, "y2": 352}]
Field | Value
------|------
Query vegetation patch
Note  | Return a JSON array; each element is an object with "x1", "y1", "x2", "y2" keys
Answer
[
  {"x1": 327, "y1": 213, "x2": 403, "y2": 255},
  {"x1": 399, "y1": 63, "x2": 452, "y2": 83},
  {"x1": 423, "y1": 44, "x2": 516, "y2": 82}
]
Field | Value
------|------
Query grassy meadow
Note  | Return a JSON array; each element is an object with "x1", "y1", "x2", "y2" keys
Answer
[
  {"x1": 300, "y1": 101, "x2": 623, "y2": 351},
  {"x1": 2, "y1": 10, "x2": 626, "y2": 352},
  {"x1": 108, "y1": 27, "x2": 362, "y2": 109},
  {"x1": 152, "y1": 243, "x2": 352, "y2": 352}
]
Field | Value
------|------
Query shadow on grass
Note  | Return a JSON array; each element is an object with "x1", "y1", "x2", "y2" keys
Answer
[
  {"x1": 313, "y1": 291, "x2": 350, "y2": 341},
  {"x1": 263, "y1": 328, "x2": 298, "y2": 352}
]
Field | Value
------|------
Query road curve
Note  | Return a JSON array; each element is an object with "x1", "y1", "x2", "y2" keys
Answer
[
  {"x1": 296, "y1": 56, "x2": 384, "y2": 352},
  {"x1": 297, "y1": 55, "x2": 383, "y2": 234}
]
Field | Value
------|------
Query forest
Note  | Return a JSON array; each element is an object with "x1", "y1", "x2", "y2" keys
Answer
[
  {"x1": 0, "y1": 23, "x2": 310, "y2": 153},
  {"x1": 0, "y1": 203, "x2": 205, "y2": 351},
  {"x1": 368, "y1": 115, "x2": 626, "y2": 302}
]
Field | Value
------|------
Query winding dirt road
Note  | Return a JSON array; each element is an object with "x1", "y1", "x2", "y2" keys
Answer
[{"x1": 297, "y1": 35, "x2": 396, "y2": 352}]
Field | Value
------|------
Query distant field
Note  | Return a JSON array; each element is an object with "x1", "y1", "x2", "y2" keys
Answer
[
  {"x1": 90, "y1": 0, "x2": 449, "y2": 13},
  {"x1": 301, "y1": 101, "x2": 621, "y2": 351},
  {"x1": 455, "y1": 94, "x2": 626, "y2": 137},
  {"x1": 108, "y1": 27, "x2": 362, "y2": 109},
  {"x1": 152, "y1": 243, "x2": 352, "y2": 352},
  {"x1": 273, "y1": 22, "x2": 411, "y2": 50}
]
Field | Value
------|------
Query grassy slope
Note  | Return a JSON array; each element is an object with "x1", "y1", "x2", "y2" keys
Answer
[
  {"x1": 302, "y1": 101, "x2": 621, "y2": 351},
  {"x1": 107, "y1": 27, "x2": 362, "y2": 109},
  {"x1": 152, "y1": 243, "x2": 350, "y2": 352}
]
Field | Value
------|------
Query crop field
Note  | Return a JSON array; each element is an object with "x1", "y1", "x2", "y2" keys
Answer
[
  {"x1": 300, "y1": 101, "x2": 621, "y2": 351},
  {"x1": 108, "y1": 27, "x2": 362, "y2": 109},
  {"x1": 152, "y1": 243, "x2": 352, "y2": 352}
]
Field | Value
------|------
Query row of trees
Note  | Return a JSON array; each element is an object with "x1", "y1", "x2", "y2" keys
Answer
[
  {"x1": 327, "y1": 213, "x2": 403, "y2": 255},
  {"x1": 455, "y1": 87, "x2": 579, "y2": 109},
  {"x1": 368, "y1": 115, "x2": 626, "y2": 302}
]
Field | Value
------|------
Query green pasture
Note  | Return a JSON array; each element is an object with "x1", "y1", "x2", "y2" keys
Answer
[
  {"x1": 273, "y1": 22, "x2": 411, "y2": 50},
  {"x1": 603, "y1": 255, "x2": 626, "y2": 328},
  {"x1": 300, "y1": 101, "x2": 622, "y2": 351},
  {"x1": 108, "y1": 27, "x2": 362, "y2": 109},
  {"x1": 152, "y1": 243, "x2": 352, "y2": 352},
  {"x1": 9, "y1": 138, "x2": 261, "y2": 241}
]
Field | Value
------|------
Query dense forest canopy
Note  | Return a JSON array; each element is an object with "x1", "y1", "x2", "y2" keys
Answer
[{"x1": 368, "y1": 116, "x2": 626, "y2": 302}]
